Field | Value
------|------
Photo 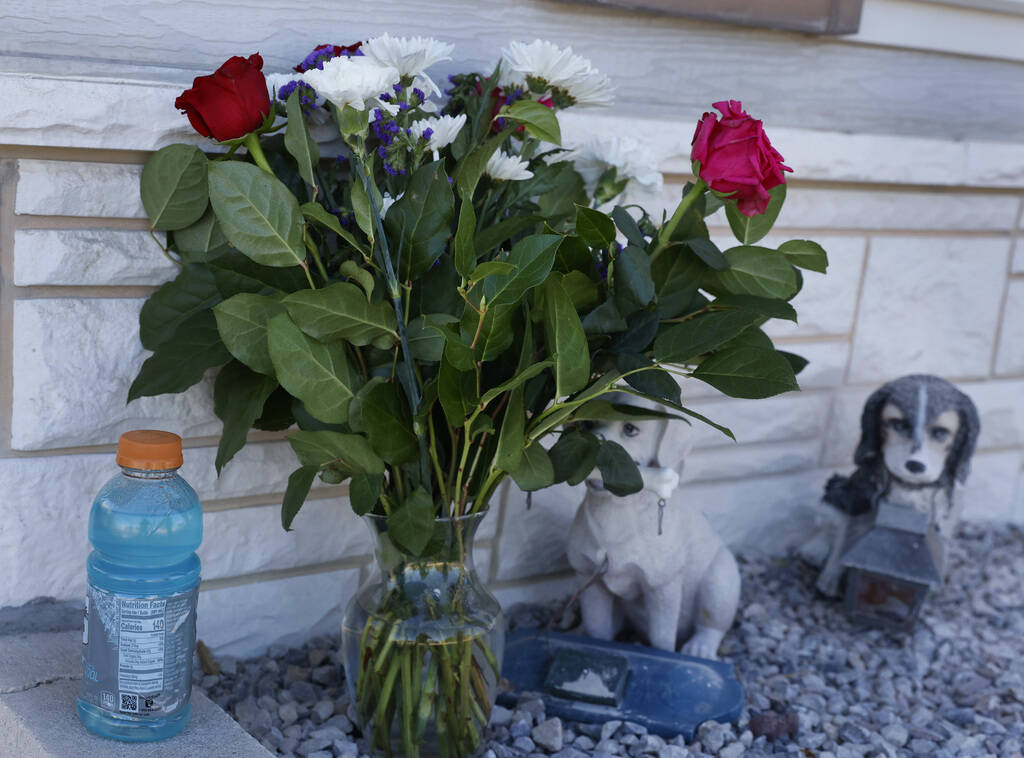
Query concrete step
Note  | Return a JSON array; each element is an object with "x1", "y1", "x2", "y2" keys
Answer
[{"x1": 0, "y1": 630, "x2": 273, "y2": 758}]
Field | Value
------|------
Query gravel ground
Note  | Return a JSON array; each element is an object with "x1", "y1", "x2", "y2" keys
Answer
[{"x1": 198, "y1": 522, "x2": 1024, "y2": 758}]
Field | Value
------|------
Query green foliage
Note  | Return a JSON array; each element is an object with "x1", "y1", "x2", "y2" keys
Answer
[
  {"x1": 500, "y1": 100, "x2": 561, "y2": 144},
  {"x1": 208, "y1": 161, "x2": 306, "y2": 267},
  {"x1": 133, "y1": 68, "x2": 827, "y2": 535},
  {"x1": 141, "y1": 144, "x2": 209, "y2": 231},
  {"x1": 725, "y1": 183, "x2": 787, "y2": 245},
  {"x1": 284, "y1": 91, "x2": 320, "y2": 188}
]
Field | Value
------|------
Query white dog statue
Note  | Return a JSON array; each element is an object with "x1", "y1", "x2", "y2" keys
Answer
[{"x1": 566, "y1": 398, "x2": 740, "y2": 659}]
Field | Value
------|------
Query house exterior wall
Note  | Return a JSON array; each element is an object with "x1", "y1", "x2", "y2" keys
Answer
[{"x1": 0, "y1": 0, "x2": 1022, "y2": 656}]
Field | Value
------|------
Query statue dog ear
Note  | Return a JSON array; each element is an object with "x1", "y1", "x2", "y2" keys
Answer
[{"x1": 653, "y1": 416, "x2": 697, "y2": 477}]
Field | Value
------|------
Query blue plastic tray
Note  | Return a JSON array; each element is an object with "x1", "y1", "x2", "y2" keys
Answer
[{"x1": 497, "y1": 630, "x2": 743, "y2": 740}]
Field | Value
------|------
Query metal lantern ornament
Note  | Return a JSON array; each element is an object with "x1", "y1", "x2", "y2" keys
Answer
[
  {"x1": 839, "y1": 500, "x2": 943, "y2": 630},
  {"x1": 812, "y1": 375, "x2": 980, "y2": 630}
]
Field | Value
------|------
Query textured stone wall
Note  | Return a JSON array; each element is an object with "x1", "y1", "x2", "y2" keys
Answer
[{"x1": 1, "y1": 53, "x2": 1022, "y2": 657}]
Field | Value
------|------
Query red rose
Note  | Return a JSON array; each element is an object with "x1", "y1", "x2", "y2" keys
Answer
[
  {"x1": 175, "y1": 54, "x2": 271, "y2": 142},
  {"x1": 691, "y1": 100, "x2": 791, "y2": 217}
]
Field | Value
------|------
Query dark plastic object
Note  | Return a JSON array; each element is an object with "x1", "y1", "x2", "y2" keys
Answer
[{"x1": 498, "y1": 630, "x2": 744, "y2": 740}]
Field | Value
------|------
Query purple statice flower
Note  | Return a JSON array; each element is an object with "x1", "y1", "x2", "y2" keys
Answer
[
  {"x1": 293, "y1": 42, "x2": 364, "y2": 73},
  {"x1": 422, "y1": 127, "x2": 434, "y2": 142},
  {"x1": 276, "y1": 80, "x2": 319, "y2": 116}
]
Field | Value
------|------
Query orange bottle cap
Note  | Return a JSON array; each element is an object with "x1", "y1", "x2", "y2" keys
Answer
[{"x1": 116, "y1": 430, "x2": 183, "y2": 470}]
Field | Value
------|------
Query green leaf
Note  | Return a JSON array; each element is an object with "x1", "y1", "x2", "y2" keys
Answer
[
  {"x1": 387, "y1": 488, "x2": 436, "y2": 556},
  {"x1": 454, "y1": 131, "x2": 507, "y2": 198},
  {"x1": 301, "y1": 202, "x2": 368, "y2": 255},
  {"x1": 553, "y1": 238, "x2": 597, "y2": 284},
  {"x1": 779, "y1": 350, "x2": 809, "y2": 375},
  {"x1": 685, "y1": 238, "x2": 728, "y2": 271},
  {"x1": 469, "y1": 261, "x2": 515, "y2": 282},
  {"x1": 561, "y1": 271, "x2": 600, "y2": 312},
  {"x1": 473, "y1": 214, "x2": 543, "y2": 257},
  {"x1": 173, "y1": 209, "x2": 231, "y2": 262},
  {"x1": 282, "y1": 466, "x2": 319, "y2": 530},
  {"x1": 213, "y1": 293, "x2": 285, "y2": 375},
  {"x1": 430, "y1": 319, "x2": 474, "y2": 371},
  {"x1": 286, "y1": 430, "x2": 385, "y2": 472},
  {"x1": 482, "y1": 234, "x2": 561, "y2": 307},
  {"x1": 595, "y1": 440, "x2": 643, "y2": 496},
  {"x1": 128, "y1": 310, "x2": 230, "y2": 401},
  {"x1": 572, "y1": 400, "x2": 683, "y2": 424},
  {"x1": 713, "y1": 294, "x2": 797, "y2": 322},
  {"x1": 549, "y1": 429, "x2": 600, "y2": 485},
  {"x1": 141, "y1": 144, "x2": 209, "y2": 231},
  {"x1": 725, "y1": 183, "x2": 787, "y2": 245},
  {"x1": 616, "y1": 353, "x2": 681, "y2": 405},
  {"x1": 253, "y1": 386, "x2": 294, "y2": 431},
  {"x1": 437, "y1": 354, "x2": 477, "y2": 427},
  {"x1": 284, "y1": 91, "x2": 320, "y2": 188},
  {"x1": 778, "y1": 239, "x2": 829, "y2": 273},
  {"x1": 480, "y1": 359, "x2": 555, "y2": 407},
  {"x1": 715, "y1": 246, "x2": 798, "y2": 300},
  {"x1": 653, "y1": 247, "x2": 704, "y2": 319},
  {"x1": 358, "y1": 381, "x2": 418, "y2": 464},
  {"x1": 470, "y1": 303, "x2": 516, "y2": 362},
  {"x1": 453, "y1": 197, "x2": 477, "y2": 278},
  {"x1": 542, "y1": 274, "x2": 590, "y2": 397},
  {"x1": 613, "y1": 245, "x2": 655, "y2": 314},
  {"x1": 350, "y1": 176, "x2": 375, "y2": 240},
  {"x1": 349, "y1": 473, "x2": 383, "y2": 516},
  {"x1": 139, "y1": 264, "x2": 221, "y2": 350},
  {"x1": 654, "y1": 308, "x2": 761, "y2": 363},
  {"x1": 337, "y1": 261, "x2": 375, "y2": 302},
  {"x1": 384, "y1": 160, "x2": 456, "y2": 280},
  {"x1": 407, "y1": 314, "x2": 455, "y2": 362},
  {"x1": 207, "y1": 248, "x2": 308, "y2": 294},
  {"x1": 495, "y1": 385, "x2": 525, "y2": 473},
  {"x1": 582, "y1": 299, "x2": 628, "y2": 334},
  {"x1": 213, "y1": 361, "x2": 278, "y2": 473},
  {"x1": 267, "y1": 313, "x2": 361, "y2": 424},
  {"x1": 693, "y1": 343, "x2": 800, "y2": 399},
  {"x1": 283, "y1": 281, "x2": 398, "y2": 348},
  {"x1": 511, "y1": 443, "x2": 555, "y2": 491},
  {"x1": 208, "y1": 160, "x2": 306, "y2": 267},
  {"x1": 611, "y1": 206, "x2": 645, "y2": 248},
  {"x1": 575, "y1": 206, "x2": 616, "y2": 248},
  {"x1": 501, "y1": 99, "x2": 561, "y2": 144}
]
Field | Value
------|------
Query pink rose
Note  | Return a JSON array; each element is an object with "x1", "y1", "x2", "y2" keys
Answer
[{"x1": 691, "y1": 100, "x2": 792, "y2": 217}]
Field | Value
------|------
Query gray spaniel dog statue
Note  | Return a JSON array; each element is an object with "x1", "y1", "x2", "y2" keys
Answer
[{"x1": 814, "y1": 374, "x2": 980, "y2": 597}]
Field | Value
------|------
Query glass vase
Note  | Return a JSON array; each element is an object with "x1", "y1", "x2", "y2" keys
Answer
[{"x1": 342, "y1": 511, "x2": 504, "y2": 758}]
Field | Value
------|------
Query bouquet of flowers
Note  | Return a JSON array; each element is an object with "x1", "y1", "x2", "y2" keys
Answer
[{"x1": 133, "y1": 35, "x2": 826, "y2": 758}]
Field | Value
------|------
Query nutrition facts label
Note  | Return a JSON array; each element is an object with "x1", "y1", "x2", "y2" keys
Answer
[{"x1": 117, "y1": 598, "x2": 166, "y2": 694}]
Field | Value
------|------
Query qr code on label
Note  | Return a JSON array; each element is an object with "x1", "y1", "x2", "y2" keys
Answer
[{"x1": 120, "y1": 693, "x2": 139, "y2": 713}]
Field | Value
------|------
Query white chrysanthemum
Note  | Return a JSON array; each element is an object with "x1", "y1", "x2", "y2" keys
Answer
[
  {"x1": 362, "y1": 34, "x2": 454, "y2": 97},
  {"x1": 485, "y1": 151, "x2": 534, "y2": 182},
  {"x1": 500, "y1": 40, "x2": 614, "y2": 107},
  {"x1": 560, "y1": 135, "x2": 663, "y2": 204},
  {"x1": 301, "y1": 56, "x2": 400, "y2": 111},
  {"x1": 408, "y1": 114, "x2": 467, "y2": 152}
]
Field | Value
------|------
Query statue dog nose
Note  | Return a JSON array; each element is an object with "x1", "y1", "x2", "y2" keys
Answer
[{"x1": 905, "y1": 460, "x2": 926, "y2": 474}]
